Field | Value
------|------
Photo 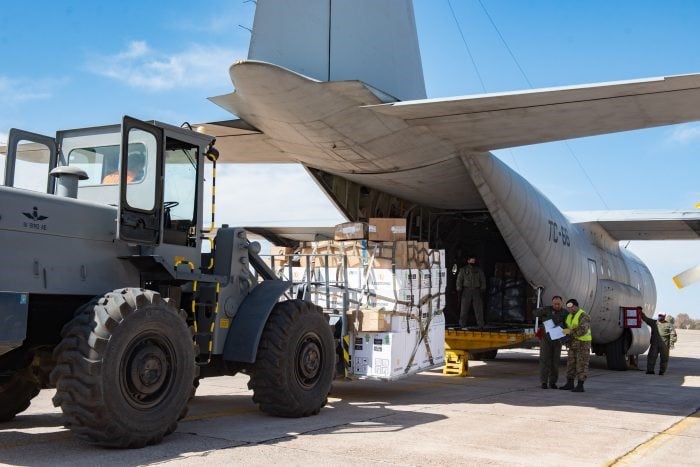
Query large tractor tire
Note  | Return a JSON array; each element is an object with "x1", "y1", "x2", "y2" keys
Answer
[
  {"x1": 248, "y1": 299, "x2": 334, "y2": 417},
  {"x1": 0, "y1": 366, "x2": 41, "y2": 422},
  {"x1": 50, "y1": 288, "x2": 196, "y2": 448}
]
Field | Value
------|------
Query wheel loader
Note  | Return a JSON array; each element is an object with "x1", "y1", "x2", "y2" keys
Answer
[{"x1": 0, "y1": 116, "x2": 335, "y2": 447}]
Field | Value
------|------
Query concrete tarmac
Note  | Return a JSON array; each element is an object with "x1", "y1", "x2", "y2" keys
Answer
[{"x1": 1, "y1": 329, "x2": 698, "y2": 466}]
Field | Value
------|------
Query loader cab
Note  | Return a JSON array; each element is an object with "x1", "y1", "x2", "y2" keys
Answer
[
  {"x1": 3, "y1": 116, "x2": 215, "y2": 265},
  {"x1": 116, "y1": 117, "x2": 211, "y2": 250}
]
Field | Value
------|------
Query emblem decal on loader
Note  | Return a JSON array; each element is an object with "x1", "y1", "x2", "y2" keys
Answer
[
  {"x1": 23, "y1": 207, "x2": 48, "y2": 221},
  {"x1": 22, "y1": 206, "x2": 49, "y2": 231}
]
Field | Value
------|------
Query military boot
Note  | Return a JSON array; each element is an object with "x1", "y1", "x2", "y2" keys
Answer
[
  {"x1": 559, "y1": 379, "x2": 574, "y2": 390},
  {"x1": 572, "y1": 381, "x2": 585, "y2": 392}
]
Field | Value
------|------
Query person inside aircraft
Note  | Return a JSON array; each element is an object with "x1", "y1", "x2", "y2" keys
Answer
[
  {"x1": 639, "y1": 307, "x2": 677, "y2": 375},
  {"x1": 533, "y1": 295, "x2": 567, "y2": 389},
  {"x1": 456, "y1": 255, "x2": 486, "y2": 329},
  {"x1": 102, "y1": 150, "x2": 146, "y2": 185},
  {"x1": 560, "y1": 299, "x2": 592, "y2": 392}
]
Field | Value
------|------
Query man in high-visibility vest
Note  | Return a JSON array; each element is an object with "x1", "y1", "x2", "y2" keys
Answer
[{"x1": 559, "y1": 298, "x2": 592, "y2": 392}]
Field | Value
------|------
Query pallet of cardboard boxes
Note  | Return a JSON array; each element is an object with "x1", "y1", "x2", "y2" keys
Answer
[{"x1": 274, "y1": 219, "x2": 446, "y2": 380}]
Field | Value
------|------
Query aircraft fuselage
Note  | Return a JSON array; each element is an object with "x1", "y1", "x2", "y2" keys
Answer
[{"x1": 464, "y1": 151, "x2": 653, "y2": 354}]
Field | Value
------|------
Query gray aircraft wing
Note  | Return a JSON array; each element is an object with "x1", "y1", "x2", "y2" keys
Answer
[
  {"x1": 208, "y1": 65, "x2": 700, "y2": 162},
  {"x1": 365, "y1": 74, "x2": 700, "y2": 152},
  {"x1": 566, "y1": 210, "x2": 700, "y2": 240}
]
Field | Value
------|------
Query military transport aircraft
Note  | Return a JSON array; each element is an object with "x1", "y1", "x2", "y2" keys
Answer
[{"x1": 193, "y1": 0, "x2": 700, "y2": 370}]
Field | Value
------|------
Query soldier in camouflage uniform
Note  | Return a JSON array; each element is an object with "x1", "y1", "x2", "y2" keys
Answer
[
  {"x1": 533, "y1": 295, "x2": 568, "y2": 389},
  {"x1": 559, "y1": 299, "x2": 592, "y2": 393},
  {"x1": 456, "y1": 256, "x2": 486, "y2": 328},
  {"x1": 639, "y1": 307, "x2": 677, "y2": 375}
]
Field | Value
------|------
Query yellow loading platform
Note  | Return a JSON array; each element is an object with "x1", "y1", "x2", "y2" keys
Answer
[{"x1": 443, "y1": 327, "x2": 537, "y2": 376}]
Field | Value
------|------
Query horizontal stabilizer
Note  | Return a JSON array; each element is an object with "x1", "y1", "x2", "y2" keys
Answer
[
  {"x1": 196, "y1": 118, "x2": 288, "y2": 163},
  {"x1": 567, "y1": 210, "x2": 700, "y2": 241}
]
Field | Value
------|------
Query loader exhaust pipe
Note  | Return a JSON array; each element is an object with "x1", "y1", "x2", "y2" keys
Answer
[{"x1": 50, "y1": 166, "x2": 89, "y2": 199}]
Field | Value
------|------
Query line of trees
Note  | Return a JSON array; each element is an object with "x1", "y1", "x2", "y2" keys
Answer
[{"x1": 672, "y1": 313, "x2": 700, "y2": 330}]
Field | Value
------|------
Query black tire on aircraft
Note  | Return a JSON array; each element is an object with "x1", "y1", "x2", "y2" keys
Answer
[
  {"x1": 605, "y1": 331, "x2": 630, "y2": 371},
  {"x1": 475, "y1": 349, "x2": 498, "y2": 360}
]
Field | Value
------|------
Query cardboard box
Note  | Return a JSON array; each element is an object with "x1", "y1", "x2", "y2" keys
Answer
[
  {"x1": 350, "y1": 323, "x2": 444, "y2": 379},
  {"x1": 270, "y1": 246, "x2": 293, "y2": 257},
  {"x1": 361, "y1": 241, "x2": 430, "y2": 269},
  {"x1": 314, "y1": 267, "x2": 363, "y2": 289},
  {"x1": 368, "y1": 218, "x2": 407, "y2": 241},
  {"x1": 411, "y1": 320, "x2": 446, "y2": 369},
  {"x1": 334, "y1": 222, "x2": 368, "y2": 241},
  {"x1": 364, "y1": 268, "x2": 419, "y2": 290},
  {"x1": 350, "y1": 331, "x2": 410, "y2": 379},
  {"x1": 308, "y1": 289, "x2": 365, "y2": 311},
  {"x1": 365, "y1": 287, "x2": 429, "y2": 312},
  {"x1": 349, "y1": 308, "x2": 392, "y2": 332},
  {"x1": 430, "y1": 268, "x2": 447, "y2": 295},
  {"x1": 428, "y1": 249, "x2": 446, "y2": 269},
  {"x1": 300, "y1": 240, "x2": 434, "y2": 270}
]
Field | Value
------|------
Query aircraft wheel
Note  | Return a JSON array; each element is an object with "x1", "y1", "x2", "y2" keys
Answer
[
  {"x1": 50, "y1": 288, "x2": 195, "y2": 448},
  {"x1": 605, "y1": 331, "x2": 629, "y2": 371},
  {"x1": 472, "y1": 349, "x2": 498, "y2": 360},
  {"x1": 248, "y1": 299, "x2": 334, "y2": 417}
]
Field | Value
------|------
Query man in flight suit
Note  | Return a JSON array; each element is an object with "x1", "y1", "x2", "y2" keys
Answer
[
  {"x1": 456, "y1": 256, "x2": 486, "y2": 328},
  {"x1": 639, "y1": 307, "x2": 678, "y2": 375},
  {"x1": 533, "y1": 295, "x2": 567, "y2": 389}
]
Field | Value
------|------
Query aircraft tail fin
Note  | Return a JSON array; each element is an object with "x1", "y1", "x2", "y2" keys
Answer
[{"x1": 248, "y1": 0, "x2": 426, "y2": 101}]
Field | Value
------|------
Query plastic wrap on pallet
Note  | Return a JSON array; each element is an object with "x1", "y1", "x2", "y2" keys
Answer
[
  {"x1": 502, "y1": 306, "x2": 526, "y2": 322},
  {"x1": 501, "y1": 277, "x2": 527, "y2": 322},
  {"x1": 486, "y1": 277, "x2": 503, "y2": 322}
]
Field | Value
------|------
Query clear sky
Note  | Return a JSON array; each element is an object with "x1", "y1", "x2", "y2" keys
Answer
[{"x1": 1, "y1": 1, "x2": 699, "y2": 318}]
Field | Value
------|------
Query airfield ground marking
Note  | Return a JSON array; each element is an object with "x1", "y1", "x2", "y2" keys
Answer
[{"x1": 606, "y1": 408, "x2": 700, "y2": 466}]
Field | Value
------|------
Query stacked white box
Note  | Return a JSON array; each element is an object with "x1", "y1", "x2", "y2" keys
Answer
[
  {"x1": 365, "y1": 287, "x2": 421, "y2": 311},
  {"x1": 430, "y1": 268, "x2": 447, "y2": 296},
  {"x1": 325, "y1": 267, "x2": 363, "y2": 289},
  {"x1": 408, "y1": 315, "x2": 446, "y2": 371},
  {"x1": 351, "y1": 331, "x2": 410, "y2": 379},
  {"x1": 365, "y1": 268, "x2": 419, "y2": 290}
]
